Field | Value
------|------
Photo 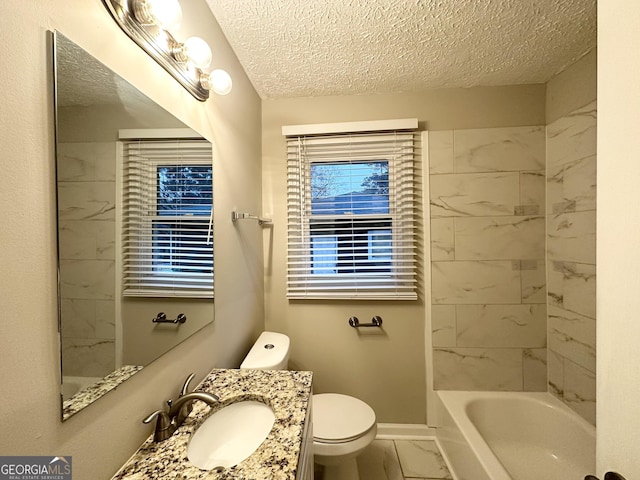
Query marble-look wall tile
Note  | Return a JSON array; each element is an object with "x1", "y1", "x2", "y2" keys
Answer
[
  {"x1": 563, "y1": 360, "x2": 596, "y2": 425},
  {"x1": 58, "y1": 220, "x2": 116, "y2": 260},
  {"x1": 562, "y1": 155, "x2": 596, "y2": 211},
  {"x1": 430, "y1": 172, "x2": 520, "y2": 217},
  {"x1": 432, "y1": 261, "x2": 521, "y2": 304},
  {"x1": 523, "y1": 348, "x2": 547, "y2": 392},
  {"x1": 547, "y1": 211, "x2": 596, "y2": 264},
  {"x1": 453, "y1": 126, "x2": 545, "y2": 173},
  {"x1": 546, "y1": 101, "x2": 597, "y2": 169},
  {"x1": 456, "y1": 304, "x2": 546, "y2": 348},
  {"x1": 431, "y1": 218, "x2": 455, "y2": 261},
  {"x1": 61, "y1": 338, "x2": 115, "y2": 377},
  {"x1": 95, "y1": 300, "x2": 116, "y2": 339},
  {"x1": 545, "y1": 101, "x2": 597, "y2": 424},
  {"x1": 429, "y1": 130, "x2": 454, "y2": 174},
  {"x1": 59, "y1": 259, "x2": 115, "y2": 300},
  {"x1": 57, "y1": 181, "x2": 115, "y2": 221},
  {"x1": 547, "y1": 164, "x2": 564, "y2": 213},
  {"x1": 548, "y1": 155, "x2": 597, "y2": 213},
  {"x1": 520, "y1": 171, "x2": 546, "y2": 215},
  {"x1": 548, "y1": 305, "x2": 596, "y2": 372},
  {"x1": 431, "y1": 305, "x2": 456, "y2": 347},
  {"x1": 433, "y1": 348, "x2": 523, "y2": 390},
  {"x1": 57, "y1": 142, "x2": 116, "y2": 182},
  {"x1": 429, "y1": 124, "x2": 552, "y2": 393},
  {"x1": 455, "y1": 216, "x2": 545, "y2": 260},
  {"x1": 57, "y1": 142, "x2": 117, "y2": 378},
  {"x1": 548, "y1": 349, "x2": 565, "y2": 399},
  {"x1": 546, "y1": 261, "x2": 564, "y2": 309},
  {"x1": 563, "y1": 263, "x2": 596, "y2": 319},
  {"x1": 521, "y1": 260, "x2": 546, "y2": 304},
  {"x1": 61, "y1": 299, "x2": 97, "y2": 338},
  {"x1": 547, "y1": 261, "x2": 596, "y2": 319},
  {"x1": 61, "y1": 298, "x2": 116, "y2": 340}
]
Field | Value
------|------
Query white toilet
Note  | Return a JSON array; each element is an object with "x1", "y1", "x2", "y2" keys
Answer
[{"x1": 240, "y1": 331, "x2": 377, "y2": 480}]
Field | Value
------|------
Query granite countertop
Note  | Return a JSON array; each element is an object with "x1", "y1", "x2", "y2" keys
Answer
[
  {"x1": 63, "y1": 365, "x2": 143, "y2": 420},
  {"x1": 111, "y1": 368, "x2": 313, "y2": 480}
]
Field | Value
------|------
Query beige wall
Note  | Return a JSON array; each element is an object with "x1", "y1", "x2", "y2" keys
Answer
[
  {"x1": 57, "y1": 104, "x2": 185, "y2": 143},
  {"x1": 122, "y1": 298, "x2": 213, "y2": 366},
  {"x1": 597, "y1": 0, "x2": 640, "y2": 476},
  {"x1": 262, "y1": 86, "x2": 545, "y2": 423},
  {"x1": 546, "y1": 49, "x2": 597, "y2": 124},
  {"x1": 0, "y1": 1, "x2": 263, "y2": 479}
]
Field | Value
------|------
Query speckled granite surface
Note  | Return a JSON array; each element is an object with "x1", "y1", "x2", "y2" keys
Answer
[
  {"x1": 63, "y1": 365, "x2": 143, "y2": 420},
  {"x1": 111, "y1": 368, "x2": 313, "y2": 480}
]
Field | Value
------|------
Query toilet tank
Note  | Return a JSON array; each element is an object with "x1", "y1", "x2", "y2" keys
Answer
[{"x1": 240, "y1": 331, "x2": 290, "y2": 370}]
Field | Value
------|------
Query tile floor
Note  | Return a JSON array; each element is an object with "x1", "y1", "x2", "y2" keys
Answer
[{"x1": 316, "y1": 439, "x2": 453, "y2": 480}]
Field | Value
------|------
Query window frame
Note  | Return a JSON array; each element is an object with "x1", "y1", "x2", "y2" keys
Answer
[{"x1": 284, "y1": 120, "x2": 418, "y2": 300}]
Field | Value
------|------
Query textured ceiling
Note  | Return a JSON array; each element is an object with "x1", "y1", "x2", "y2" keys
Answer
[
  {"x1": 56, "y1": 35, "x2": 184, "y2": 124},
  {"x1": 205, "y1": 0, "x2": 597, "y2": 99},
  {"x1": 57, "y1": 36, "x2": 147, "y2": 107}
]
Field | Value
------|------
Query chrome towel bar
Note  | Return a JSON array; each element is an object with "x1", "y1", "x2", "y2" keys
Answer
[
  {"x1": 152, "y1": 312, "x2": 187, "y2": 324},
  {"x1": 348, "y1": 316, "x2": 383, "y2": 328},
  {"x1": 231, "y1": 211, "x2": 272, "y2": 226}
]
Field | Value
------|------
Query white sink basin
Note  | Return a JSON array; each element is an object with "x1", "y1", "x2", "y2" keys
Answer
[{"x1": 187, "y1": 400, "x2": 275, "y2": 470}]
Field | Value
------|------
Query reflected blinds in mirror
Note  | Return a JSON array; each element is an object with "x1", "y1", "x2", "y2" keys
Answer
[{"x1": 122, "y1": 139, "x2": 214, "y2": 297}]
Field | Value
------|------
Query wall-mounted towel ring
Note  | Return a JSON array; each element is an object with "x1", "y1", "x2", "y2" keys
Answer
[{"x1": 348, "y1": 316, "x2": 383, "y2": 328}]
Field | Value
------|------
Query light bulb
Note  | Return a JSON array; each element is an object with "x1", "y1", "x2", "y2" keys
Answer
[
  {"x1": 183, "y1": 37, "x2": 212, "y2": 69},
  {"x1": 209, "y1": 69, "x2": 233, "y2": 95},
  {"x1": 133, "y1": 0, "x2": 182, "y2": 30}
]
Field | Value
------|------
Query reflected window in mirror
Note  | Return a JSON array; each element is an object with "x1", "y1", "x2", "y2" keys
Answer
[{"x1": 120, "y1": 135, "x2": 214, "y2": 298}]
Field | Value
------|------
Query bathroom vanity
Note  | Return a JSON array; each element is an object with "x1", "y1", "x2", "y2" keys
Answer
[{"x1": 111, "y1": 368, "x2": 313, "y2": 480}]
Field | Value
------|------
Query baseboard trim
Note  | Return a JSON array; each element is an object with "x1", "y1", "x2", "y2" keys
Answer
[{"x1": 375, "y1": 423, "x2": 436, "y2": 440}]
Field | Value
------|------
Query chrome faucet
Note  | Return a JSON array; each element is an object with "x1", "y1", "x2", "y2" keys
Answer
[{"x1": 143, "y1": 373, "x2": 219, "y2": 442}]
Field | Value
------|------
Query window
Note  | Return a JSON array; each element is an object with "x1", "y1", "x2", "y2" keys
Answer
[
  {"x1": 121, "y1": 139, "x2": 214, "y2": 298},
  {"x1": 285, "y1": 120, "x2": 417, "y2": 299}
]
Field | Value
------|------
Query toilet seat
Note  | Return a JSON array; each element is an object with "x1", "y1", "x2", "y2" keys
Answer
[{"x1": 313, "y1": 393, "x2": 376, "y2": 444}]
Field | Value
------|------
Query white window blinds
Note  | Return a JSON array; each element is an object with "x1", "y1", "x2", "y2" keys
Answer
[
  {"x1": 121, "y1": 139, "x2": 214, "y2": 298},
  {"x1": 286, "y1": 127, "x2": 417, "y2": 300}
]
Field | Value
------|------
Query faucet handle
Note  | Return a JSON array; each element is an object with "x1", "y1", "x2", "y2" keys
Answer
[
  {"x1": 180, "y1": 373, "x2": 196, "y2": 396},
  {"x1": 142, "y1": 410, "x2": 173, "y2": 442}
]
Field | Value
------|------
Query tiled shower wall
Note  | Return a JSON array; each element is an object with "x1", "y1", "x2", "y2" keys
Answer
[
  {"x1": 57, "y1": 142, "x2": 116, "y2": 377},
  {"x1": 430, "y1": 126, "x2": 548, "y2": 391},
  {"x1": 546, "y1": 101, "x2": 597, "y2": 424},
  {"x1": 428, "y1": 106, "x2": 598, "y2": 425}
]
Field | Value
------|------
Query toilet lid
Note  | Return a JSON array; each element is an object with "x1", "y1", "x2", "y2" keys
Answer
[{"x1": 312, "y1": 393, "x2": 376, "y2": 443}]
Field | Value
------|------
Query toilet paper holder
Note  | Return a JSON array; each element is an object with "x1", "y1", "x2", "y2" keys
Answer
[{"x1": 348, "y1": 316, "x2": 383, "y2": 328}]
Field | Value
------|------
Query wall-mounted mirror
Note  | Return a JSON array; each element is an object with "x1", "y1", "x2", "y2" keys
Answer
[{"x1": 52, "y1": 32, "x2": 214, "y2": 420}]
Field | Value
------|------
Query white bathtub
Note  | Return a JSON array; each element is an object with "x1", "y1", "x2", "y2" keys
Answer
[{"x1": 436, "y1": 391, "x2": 595, "y2": 480}]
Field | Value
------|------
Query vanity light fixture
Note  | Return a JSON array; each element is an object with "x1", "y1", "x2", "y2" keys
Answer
[{"x1": 102, "y1": 0, "x2": 232, "y2": 101}]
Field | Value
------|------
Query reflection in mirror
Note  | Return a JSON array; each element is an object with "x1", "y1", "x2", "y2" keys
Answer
[{"x1": 53, "y1": 32, "x2": 214, "y2": 420}]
